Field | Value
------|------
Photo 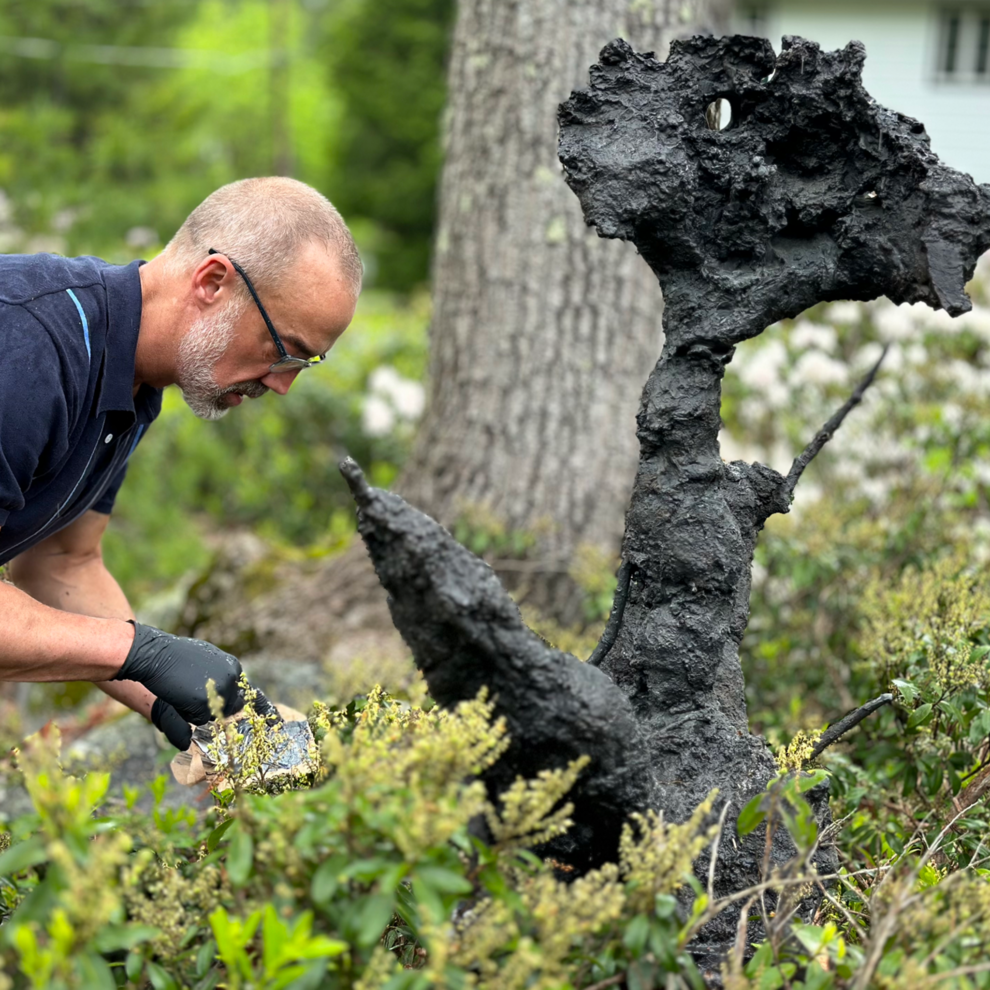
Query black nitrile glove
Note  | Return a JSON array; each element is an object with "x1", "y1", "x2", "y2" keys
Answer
[
  {"x1": 114, "y1": 621, "x2": 246, "y2": 746},
  {"x1": 251, "y1": 689, "x2": 283, "y2": 726},
  {"x1": 151, "y1": 697, "x2": 194, "y2": 751}
]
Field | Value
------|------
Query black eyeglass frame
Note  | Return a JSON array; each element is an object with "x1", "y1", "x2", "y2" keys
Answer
[{"x1": 208, "y1": 248, "x2": 325, "y2": 373}]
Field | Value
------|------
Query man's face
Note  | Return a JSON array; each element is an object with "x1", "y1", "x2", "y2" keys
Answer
[{"x1": 176, "y1": 241, "x2": 358, "y2": 421}]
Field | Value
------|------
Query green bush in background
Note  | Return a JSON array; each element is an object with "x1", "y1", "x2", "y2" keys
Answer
[
  {"x1": 0, "y1": 0, "x2": 449, "y2": 289},
  {"x1": 323, "y1": 0, "x2": 455, "y2": 291}
]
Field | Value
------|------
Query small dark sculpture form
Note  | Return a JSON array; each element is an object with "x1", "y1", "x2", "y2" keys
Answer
[{"x1": 341, "y1": 34, "x2": 990, "y2": 961}]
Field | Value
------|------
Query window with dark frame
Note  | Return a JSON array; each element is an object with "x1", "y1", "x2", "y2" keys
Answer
[
  {"x1": 936, "y1": 7, "x2": 990, "y2": 81},
  {"x1": 978, "y1": 13, "x2": 990, "y2": 74},
  {"x1": 943, "y1": 11, "x2": 961, "y2": 73}
]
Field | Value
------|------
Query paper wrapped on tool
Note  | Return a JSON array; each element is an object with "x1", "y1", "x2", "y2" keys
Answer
[{"x1": 170, "y1": 704, "x2": 317, "y2": 791}]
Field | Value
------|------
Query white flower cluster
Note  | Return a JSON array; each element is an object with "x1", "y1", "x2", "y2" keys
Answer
[
  {"x1": 720, "y1": 264, "x2": 990, "y2": 514},
  {"x1": 361, "y1": 365, "x2": 426, "y2": 439}
]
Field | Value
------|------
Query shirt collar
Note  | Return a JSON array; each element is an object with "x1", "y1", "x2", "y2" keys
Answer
[{"x1": 97, "y1": 260, "x2": 145, "y2": 416}]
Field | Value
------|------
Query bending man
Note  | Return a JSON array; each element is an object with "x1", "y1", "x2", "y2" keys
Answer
[{"x1": 0, "y1": 177, "x2": 362, "y2": 749}]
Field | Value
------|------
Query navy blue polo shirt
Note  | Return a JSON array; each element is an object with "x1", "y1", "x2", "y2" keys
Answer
[{"x1": 0, "y1": 254, "x2": 162, "y2": 566}]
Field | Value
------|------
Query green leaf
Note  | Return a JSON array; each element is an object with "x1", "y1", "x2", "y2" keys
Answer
[
  {"x1": 0, "y1": 837, "x2": 47, "y2": 877},
  {"x1": 75, "y1": 952, "x2": 117, "y2": 990},
  {"x1": 784, "y1": 795, "x2": 819, "y2": 849},
  {"x1": 759, "y1": 967, "x2": 784, "y2": 990},
  {"x1": 969, "y1": 708, "x2": 990, "y2": 745},
  {"x1": 311, "y1": 854, "x2": 349, "y2": 907},
  {"x1": 907, "y1": 703, "x2": 934, "y2": 729},
  {"x1": 737, "y1": 795, "x2": 768, "y2": 835},
  {"x1": 654, "y1": 894, "x2": 678, "y2": 919},
  {"x1": 91, "y1": 923, "x2": 160, "y2": 953},
  {"x1": 802, "y1": 959, "x2": 835, "y2": 990},
  {"x1": 263, "y1": 903, "x2": 289, "y2": 974},
  {"x1": 125, "y1": 950, "x2": 144, "y2": 983},
  {"x1": 340, "y1": 856, "x2": 395, "y2": 884},
  {"x1": 227, "y1": 827, "x2": 254, "y2": 887},
  {"x1": 196, "y1": 939, "x2": 217, "y2": 978},
  {"x1": 146, "y1": 960, "x2": 181, "y2": 990},
  {"x1": 148, "y1": 775, "x2": 168, "y2": 808},
  {"x1": 793, "y1": 769, "x2": 829, "y2": 793},
  {"x1": 412, "y1": 866, "x2": 473, "y2": 896},
  {"x1": 354, "y1": 893, "x2": 396, "y2": 949},
  {"x1": 791, "y1": 922, "x2": 827, "y2": 955},
  {"x1": 280, "y1": 959, "x2": 336, "y2": 990},
  {"x1": 745, "y1": 942, "x2": 774, "y2": 976},
  {"x1": 893, "y1": 679, "x2": 919, "y2": 703},
  {"x1": 206, "y1": 818, "x2": 236, "y2": 853},
  {"x1": 294, "y1": 936, "x2": 348, "y2": 960},
  {"x1": 412, "y1": 877, "x2": 444, "y2": 928},
  {"x1": 623, "y1": 914, "x2": 650, "y2": 955}
]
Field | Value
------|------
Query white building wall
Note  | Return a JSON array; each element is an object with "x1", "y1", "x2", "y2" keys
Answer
[{"x1": 732, "y1": 1, "x2": 990, "y2": 183}]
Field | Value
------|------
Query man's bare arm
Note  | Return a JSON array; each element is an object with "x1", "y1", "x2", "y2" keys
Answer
[
  {"x1": 5, "y1": 512, "x2": 271, "y2": 749},
  {"x1": 5, "y1": 511, "x2": 155, "y2": 716}
]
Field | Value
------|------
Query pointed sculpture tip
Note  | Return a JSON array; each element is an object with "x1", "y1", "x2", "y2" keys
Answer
[{"x1": 339, "y1": 456, "x2": 372, "y2": 505}]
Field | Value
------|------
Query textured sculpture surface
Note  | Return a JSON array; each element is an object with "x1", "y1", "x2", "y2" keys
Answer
[{"x1": 343, "y1": 34, "x2": 990, "y2": 956}]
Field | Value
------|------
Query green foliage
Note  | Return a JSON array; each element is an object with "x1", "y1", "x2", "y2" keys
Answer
[
  {"x1": 0, "y1": 0, "x2": 452, "y2": 286},
  {"x1": 322, "y1": 0, "x2": 455, "y2": 290},
  {"x1": 0, "y1": 0, "x2": 345, "y2": 262},
  {"x1": 0, "y1": 690, "x2": 722, "y2": 989},
  {"x1": 715, "y1": 271, "x2": 990, "y2": 988}
]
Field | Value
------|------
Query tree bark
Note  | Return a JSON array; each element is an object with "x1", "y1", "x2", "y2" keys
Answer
[
  {"x1": 344, "y1": 34, "x2": 990, "y2": 968},
  {"x1": 399, "y1": 0, "x2": 730, "y2": 622}
]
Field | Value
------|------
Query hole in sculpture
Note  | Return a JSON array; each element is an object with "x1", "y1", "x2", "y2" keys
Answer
[{"x1": 705, "y1": 98, "x2": 733, "y2": 131}]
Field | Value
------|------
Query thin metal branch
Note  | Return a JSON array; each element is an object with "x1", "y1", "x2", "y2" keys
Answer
[
  {"x1": 587, "y1": 560, "x2": 632, "y2": 668},
  {"x1": 783, "y1": 345, "x2": 888, "y2": 501},
  {"x1": 708, "y1": 800, "x2": 733, "y2": 901},
  {"x1": 810, "y1": 692, "x2": 894, "y2": 760}
]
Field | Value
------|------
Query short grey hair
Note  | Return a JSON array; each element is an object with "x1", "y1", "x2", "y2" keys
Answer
[{"x1": 162, "y1": 176, "x2": 363, "y2": 296}]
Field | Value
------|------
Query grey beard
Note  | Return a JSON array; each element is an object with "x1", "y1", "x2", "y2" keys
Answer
[{"x1": 176, "y1": 305, "x2": 268, "y2": 420}]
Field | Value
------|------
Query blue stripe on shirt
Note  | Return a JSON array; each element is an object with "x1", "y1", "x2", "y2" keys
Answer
[
  {"x1": 127, "y1": 424, "x2": 145, "y2": 458},
  {"x1": 65, "y1": 288, "x2": 91, "y2": 361}
]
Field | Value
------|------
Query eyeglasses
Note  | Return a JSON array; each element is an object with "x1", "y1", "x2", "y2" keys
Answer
[{"x1": 208, "y1": 248, "x2": 326, "y2": 373}]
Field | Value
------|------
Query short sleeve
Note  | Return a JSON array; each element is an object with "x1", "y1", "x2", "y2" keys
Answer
[
  {"x1": 91, "y1": 460, "x2": 129, "y2": 515},
  {"x1": 92, "y1": 417, "x2": 153, "y2": 516},
  {"x1": 0, "y1": 309, "x2": 70, "y2": 522}
]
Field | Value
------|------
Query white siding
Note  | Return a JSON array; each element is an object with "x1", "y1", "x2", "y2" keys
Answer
[{"x1": 732, "y1": 1, "x2": 990, "y2": 183}]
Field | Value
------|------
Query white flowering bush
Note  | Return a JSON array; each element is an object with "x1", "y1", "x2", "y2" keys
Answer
[
  {"x1": 722, "y1": 253, "x2": 990, "y2": 522},
  {"x1": 361, "y1": 364, "x2": 426, "y2": 439}
]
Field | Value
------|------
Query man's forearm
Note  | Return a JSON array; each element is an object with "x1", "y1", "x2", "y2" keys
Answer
[
  {"x1": 6, "y1": 527, "x2": 156, "y2": 718},
  {"x1": 0, "y1": 579, "x2": 133, "y2": 682}
]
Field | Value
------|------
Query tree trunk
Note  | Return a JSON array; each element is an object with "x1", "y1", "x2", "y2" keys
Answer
[
  {"x1": 399, "y1": 0, "x2": 730, "y2": 622},
  {"x1": 343, "y1": 33, "x2": 990, "y2": 970}
]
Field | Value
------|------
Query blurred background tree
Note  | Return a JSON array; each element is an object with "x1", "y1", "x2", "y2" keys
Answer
[{"x1": 323, "y1": 0, "x2": 455, "y2": 290}]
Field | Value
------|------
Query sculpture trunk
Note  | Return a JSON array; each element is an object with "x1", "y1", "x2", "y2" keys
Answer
[{"x1": 343, "y1": 32, "x2": 990, "y2": 961}]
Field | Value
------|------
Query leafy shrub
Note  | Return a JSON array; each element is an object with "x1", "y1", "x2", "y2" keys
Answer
[{"x1": 0, "y1": 690, "x2": 721, "y2": 990}]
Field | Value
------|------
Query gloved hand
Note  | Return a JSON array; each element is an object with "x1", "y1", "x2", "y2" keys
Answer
[
  {"x1": 114, "y1": 622, "x2": 279, "y2": 750},
  {"x1": 151, "y1": 696, "x2": 197, "y2": 751}
]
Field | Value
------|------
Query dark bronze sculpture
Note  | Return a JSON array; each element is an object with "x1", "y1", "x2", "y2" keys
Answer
[{"x1": 341, "y1": 34, "x2": 990, "y2": 960}]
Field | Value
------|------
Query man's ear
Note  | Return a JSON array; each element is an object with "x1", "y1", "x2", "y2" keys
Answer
[{"x1": 190, "y1": 253, "x2": 235, "y2": 306}]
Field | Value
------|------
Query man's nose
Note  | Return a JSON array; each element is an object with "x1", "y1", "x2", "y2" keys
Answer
[{"x1": 260, "y1": 369, "x2": 302, "y2": 395}]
